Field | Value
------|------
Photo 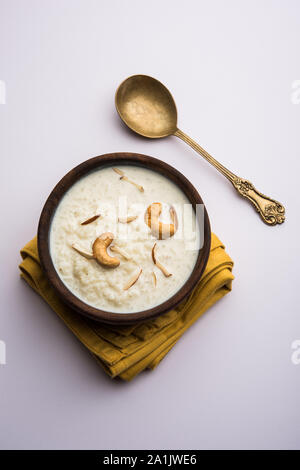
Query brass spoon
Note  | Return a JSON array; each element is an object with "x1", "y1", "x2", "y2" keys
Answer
[{"x1": 115, "y1": 75, "x2": 285, "y2": 225}]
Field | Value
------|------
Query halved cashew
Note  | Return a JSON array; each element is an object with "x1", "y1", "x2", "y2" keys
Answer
[
  {"x1": 145, "y1": 202, "x2": 178, "y2": 240},
  {"x1": 123, "y1": 268, "x2": 142, "y2": 290},
  {"x1": 152, "y1": 243, "x2": 172, "y2": 277},
  {"x1": 92, "y1": 232, "x2": 120, "y2": 268}
]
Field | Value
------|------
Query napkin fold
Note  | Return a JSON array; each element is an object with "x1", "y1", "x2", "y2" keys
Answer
[{"x1": 19, "y1": 233, "x2": 234, "y2": 381}]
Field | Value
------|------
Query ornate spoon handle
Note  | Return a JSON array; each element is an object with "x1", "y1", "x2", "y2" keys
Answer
[{"x1": 174, "y1": 129, "x2": 285, "y2": 226}]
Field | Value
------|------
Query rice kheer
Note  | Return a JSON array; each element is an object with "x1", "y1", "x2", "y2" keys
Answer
[{"x1": 50, "y1": 165, "x2": 201, "y2": 313}]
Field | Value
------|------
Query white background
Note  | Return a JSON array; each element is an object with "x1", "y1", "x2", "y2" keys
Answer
[{"x1": 0, "y1": 0, "x2": 299, "y2": 450}]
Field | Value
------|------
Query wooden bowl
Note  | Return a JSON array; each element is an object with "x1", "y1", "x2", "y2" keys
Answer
[{"x1": 38, "y1": 153, "x2": 211, "y2": 325}]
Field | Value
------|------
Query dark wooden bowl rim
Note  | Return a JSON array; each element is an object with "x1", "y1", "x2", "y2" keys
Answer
[{"x1": 38, "y1": 153, "x2": 211, "y2": 325}]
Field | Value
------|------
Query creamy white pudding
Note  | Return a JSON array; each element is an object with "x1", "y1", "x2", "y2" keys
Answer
[{"x1": 50, "y1": 165, "x2": 200, "y2": 313}]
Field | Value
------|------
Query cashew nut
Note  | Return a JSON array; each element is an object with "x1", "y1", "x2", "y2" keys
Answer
[
  {"x1": 123, "y1": 268, "x2": 142, "y2": 290},
  {"x1": 145, "y1": 203, "x2": 178, "y2": 240},
  {"x1": 92, "y1": 232, "x2": 120, "y2": 268}
]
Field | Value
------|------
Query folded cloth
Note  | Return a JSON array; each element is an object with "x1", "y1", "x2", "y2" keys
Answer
[{"x1": 19, "y1": 233, "x2": 234, "y2": 381}]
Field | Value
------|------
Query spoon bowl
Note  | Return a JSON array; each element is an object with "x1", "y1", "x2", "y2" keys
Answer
[
  {"x1": 115, "y1": 74, "x2": 285, "y2": 225},
  {"x1": 115, "y1": 75, "x2": 177, "y2": 138}
]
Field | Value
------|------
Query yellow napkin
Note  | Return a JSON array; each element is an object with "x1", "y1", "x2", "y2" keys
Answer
[{"x1": 19, "y1": 233, "x2": 234, "y2": 381}]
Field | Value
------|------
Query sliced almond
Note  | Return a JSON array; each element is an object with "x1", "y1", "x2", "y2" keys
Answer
[
  {"x1": 81, "y1": 214, "x2": 100, "y2": 225},
  {"x1": 118, "y1": 215, "x2": 138, "y2": 224},
  {"x1": 152, "y1": 243, "x2": 172, "y2": 277},
  {"x1": 151, "y1": 243, "x2": 157, "y2": 264},
  {"x1": 120, "y1": 175, "x2": 144, "y2": 192},
  {"x1": 72, "y1": 243, "x2": 94, "y2": 259},
  {"x1": 123, "y1": 268, "x2": 142, "y2": 290},
  {"x1": 155, "y1": 260, "x2": 172, "y2": 278},
  {"x1": 113, "y1": 167, "x2": 125, "y2": 176},
  {"x1": 110, "y1": 245, "x2": 131, "y2": 260},
  {"x1": 152, "y1": 271, "x2": 157, "y2": 287}
]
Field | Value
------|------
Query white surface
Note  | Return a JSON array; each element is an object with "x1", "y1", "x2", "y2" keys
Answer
[{"x1": 0, "y1": 0, "x2": 299, "y2": 450}]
